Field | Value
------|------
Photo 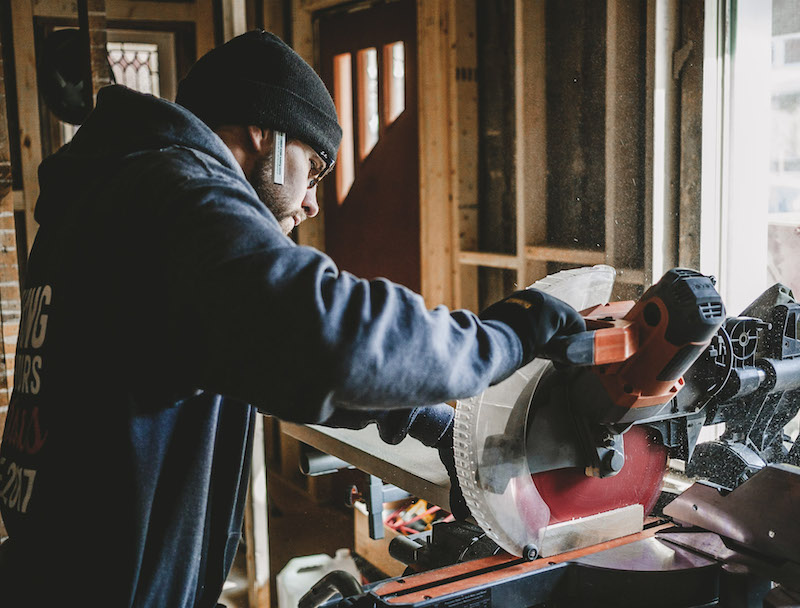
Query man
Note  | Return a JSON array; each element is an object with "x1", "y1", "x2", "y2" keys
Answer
[{"x1": 0, "y1": 31, "x2": 583, "y2": 606}]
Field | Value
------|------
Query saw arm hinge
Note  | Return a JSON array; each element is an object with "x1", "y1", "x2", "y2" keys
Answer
[
  {"x1": 572, "y1": 413, "x2": 629, "y2": 479},
  {"x1": 647, "y1": 411, "x2": 706, "y2": 463}
]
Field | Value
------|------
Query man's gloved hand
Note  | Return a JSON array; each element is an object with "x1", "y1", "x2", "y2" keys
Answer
[
  {"x1": 479, "y1": 288, "x2": 586, "y2": 366},
  {"x1": 381, "y1": 404, "x2": 469, "y2": 520},
  {"x1": 321, "y1": 404, "x2": 470, "y2": 519},
  {"x1": 434, "y1": 416, "x2": 470, "y2": 520}
]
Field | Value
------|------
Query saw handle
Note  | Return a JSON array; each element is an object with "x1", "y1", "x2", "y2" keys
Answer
[{"x1": 542, "y1": 317, "x2": 637, "y2": 366}]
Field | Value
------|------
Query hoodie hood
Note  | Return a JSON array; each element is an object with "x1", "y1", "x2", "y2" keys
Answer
[{"x1": 35, "y1": 85, "x2": 242, "y2": 226}]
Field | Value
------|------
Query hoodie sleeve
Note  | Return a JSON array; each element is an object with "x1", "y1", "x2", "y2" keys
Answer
[{"x1": 161, "y1": 173, "x2": 523, "y2": 424}]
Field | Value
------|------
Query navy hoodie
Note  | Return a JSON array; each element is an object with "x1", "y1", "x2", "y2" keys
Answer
[{"x1": 0, "y1": 86, "x2": 522, "y2": 607}]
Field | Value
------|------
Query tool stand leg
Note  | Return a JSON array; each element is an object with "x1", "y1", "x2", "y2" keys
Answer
[
  {"x1": 364, "y1": 474, "x2": 411, "y2": 540},
  {"x1": 764, "y1": 586, "x2": 800, "y2": 608},
  {"x1": 718, "y1": 564, "x2": 772, "y2": 608}
]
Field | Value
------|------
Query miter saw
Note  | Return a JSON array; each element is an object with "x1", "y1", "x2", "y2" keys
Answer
[{"x1": 307, "y1": 266, "x2": 800, "y2": 608}]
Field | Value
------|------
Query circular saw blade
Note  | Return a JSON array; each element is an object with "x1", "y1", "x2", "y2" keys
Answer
[{"x1": 454, "y1": 265, "x2": 617, "y2": 557}]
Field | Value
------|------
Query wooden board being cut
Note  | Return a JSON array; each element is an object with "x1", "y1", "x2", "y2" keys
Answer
[
  {"x1": 281, "y1": 422, "x2": 451, "y2": 511},
  {"x1": 539, "y1": 504, "x2": 644, "y2": 558}
]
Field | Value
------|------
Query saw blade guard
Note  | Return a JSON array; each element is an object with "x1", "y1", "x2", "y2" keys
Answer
[{"x1": 453, "y1": 265, "x2": 616, "y2": 557}]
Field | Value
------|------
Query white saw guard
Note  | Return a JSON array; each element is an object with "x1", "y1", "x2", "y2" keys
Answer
[{"x1": 454, "y1": 265, "x2": 616, "y2": 557}]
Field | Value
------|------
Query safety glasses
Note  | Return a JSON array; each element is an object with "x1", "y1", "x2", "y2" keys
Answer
[{"x1": 308, "y1": 158, "x2": 336, "y2": 189}]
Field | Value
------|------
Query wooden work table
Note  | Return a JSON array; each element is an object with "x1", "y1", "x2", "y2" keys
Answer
[{"x1": 281, "y1": 422, "x2": 452, "y2": 511}]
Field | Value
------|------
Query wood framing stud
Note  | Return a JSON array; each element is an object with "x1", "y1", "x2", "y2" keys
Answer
[
  {"x1": 458, "y1": 250, "x2": 518, "y2": 270},
  {"x1": 35, "y1": 0, "x2": 199, "y2": 21},
  {"x1": 11, "y1": 0, "x2": 44, "y2": 251},
  {"x1": 519, "y1": 1, "x2": 548, "y2": 285},
  {"x1": 78, "y1": 0, "x2": 110, "y2": 106},
  {"x1": 451, "y1": 0, "x2": 478, "y2": 310},
  {"x1": 417, "y1": 0, "x2": 454, "y2": 308},
  {"x1": 245, "y1": 415, "x2": 270, "y2": 608},
  {"x1": 525, "y1": 246, "x2": 606, "y2": 266}
]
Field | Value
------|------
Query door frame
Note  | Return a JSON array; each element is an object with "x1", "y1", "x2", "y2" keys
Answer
[{"x1": 289, "y1": 0, "x2": 457, "y2": 309}]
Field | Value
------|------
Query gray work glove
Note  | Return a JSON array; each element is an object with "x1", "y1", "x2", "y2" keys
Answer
[
  {"x1": 479, "y1": 288, "x2": 586, "y2": 365},
  {"x1": 321, "y1": 404, "x2": 469, "y2": 519}
]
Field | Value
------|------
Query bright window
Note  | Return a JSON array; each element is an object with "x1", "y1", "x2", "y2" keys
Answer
[
  {"x1": 107, "y1": 42, "x2": 161, "y2": 97},
  {"x1": 357, "y1": 47, "x2": 379, "y2": 159},
  {"x1": 702, "y1": 0, "x2": 800, "y2": 446},
  {"x1": 705, "y1": 0, "x2": 800, "y2": 314},
  {"x1": 383, "y1": 41, "x2": 405, "y2": 124},
  {"x1": 333, "y1": 52, "x2": 355, "y2": 203}
]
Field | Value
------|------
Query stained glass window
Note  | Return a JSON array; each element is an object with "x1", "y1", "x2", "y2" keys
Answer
[
  {"x1": 61, "y1": 41, "x2": 162, "y2": 144},
  {"x1": 106, "y1": 42, "x2": 161, "y2": 97}
]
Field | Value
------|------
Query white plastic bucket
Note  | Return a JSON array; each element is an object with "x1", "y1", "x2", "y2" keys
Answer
[{"x1": 276, "y1": 548, "x2": 360, "y2": 608}]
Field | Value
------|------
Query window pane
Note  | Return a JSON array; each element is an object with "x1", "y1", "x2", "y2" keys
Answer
[
  {"x1": 721, "y1": 0, "x2": 800, "y2": 313},
  {"x1": 357, "y1": 48, "x2": 379, "y2": 159},
  {"x1": 714, "y1": 0, "x2": 800, "y2": 446},
  {"x1": 768, "y1": 4, "x2": 800, "y2": 299},
  {"x1": 333, "y1": 53, "x2": 355, "y2": 203},
  {"x1": 383, "y1": 41, "x2": 405, "y2": 124},
  {"x1": 106, "y1": 42, "x2": 160, "y2": 96}
]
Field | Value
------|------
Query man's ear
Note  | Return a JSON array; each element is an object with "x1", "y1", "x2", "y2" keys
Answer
[{"x1": 247, "y1": 126, "x2": 272, "y2": 154}]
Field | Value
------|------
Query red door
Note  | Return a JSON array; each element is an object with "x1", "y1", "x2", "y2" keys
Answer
[{"x1": 317, "y1": 0, "x2": 420, "y2": 292}]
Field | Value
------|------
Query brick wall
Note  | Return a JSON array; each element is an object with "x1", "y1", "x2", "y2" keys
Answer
[{"x1": 0, "y1": 29, "x2": 22, "y2": 539}]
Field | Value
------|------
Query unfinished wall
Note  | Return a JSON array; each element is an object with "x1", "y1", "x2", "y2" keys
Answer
[
  {"x1": 476, "y1": 1, "x2": 517, "y2": 308},
  {"x1": 545, "y1": 0, "x2": 608, "y2": 255},
  {"x1": 455, "y1": 0, "x2": 699, "y2": 308}
]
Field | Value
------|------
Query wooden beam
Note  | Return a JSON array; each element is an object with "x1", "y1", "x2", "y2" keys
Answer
[
  {"x1": 291, "y1": 0, "x2": 325, "y2": 252},
  {"x1": 450, "y1": 0, "x2": 478, "y2": 310},
  {"x1": 525, "y1": 245, "x2": 606, "y2": 266},
  {"x1": 77, "y1": 0, "x2": 110, "y2": 106},
  {"x1": 540, "y1": 505, "x2": 643, "y2": 558},
  {"x1": 244, "y1": 415, "x2": 270, "y2": 608},
  {"x1": 34, "y1": 0, "x2": 198, "y2": 21},
  {"x1": 261, "y1": 0, "x2": 286, "y2": 40},
  {"x1": 513, "y1": 0, "x2": 526, "y2": 288},
  {"x1": 282, "y1": 422, "x2": 451, "y2": 512},
  {"x1": 417, "y1": 0, "x2": 454, "y2": 308},
  {"x1": 519, "y1": 0, "x2": 547, "y2": 286},
  {"x1": 11, "y1": 0, "x2": 43, "y2": 252},
  {"x1": 195, "y1": 0, "x2": 216, "y2": 58},
  {"x1": 297, "y1": 0, "x2": 345, "y2": 11},
  {"x1": 458, "y1": 251, "x2": 518, "y2": 269}
]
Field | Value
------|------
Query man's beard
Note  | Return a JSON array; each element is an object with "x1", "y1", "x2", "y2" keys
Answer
[{"x1": 251, "y1": 151, "x2": 295, "y2": 235}]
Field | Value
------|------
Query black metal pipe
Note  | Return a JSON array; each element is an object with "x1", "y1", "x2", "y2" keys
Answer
[
  {"x1": 299, "y1": 448, "x2": 354, "y2": 476},
  {"x1": 298, "y1": 570, "x2": 363, "y2": 608}
]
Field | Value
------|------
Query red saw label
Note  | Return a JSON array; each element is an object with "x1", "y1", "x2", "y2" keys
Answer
[{"x1": 525, "y1": 425, "x2": 668, "y2": 524}]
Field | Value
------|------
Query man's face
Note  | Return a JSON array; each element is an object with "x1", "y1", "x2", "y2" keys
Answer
[{"x1": 250, "y1": 139, "x2": 325, "y2": 235}]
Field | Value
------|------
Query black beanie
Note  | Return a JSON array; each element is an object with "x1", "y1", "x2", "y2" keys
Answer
[{"x1": 176, "y1": 30, "x2": 342, "y2": 167}]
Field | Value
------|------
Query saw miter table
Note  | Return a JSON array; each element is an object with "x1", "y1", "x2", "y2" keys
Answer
[{"x1": 290, "y1": 266, "x2": 800, "y2": 608}]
